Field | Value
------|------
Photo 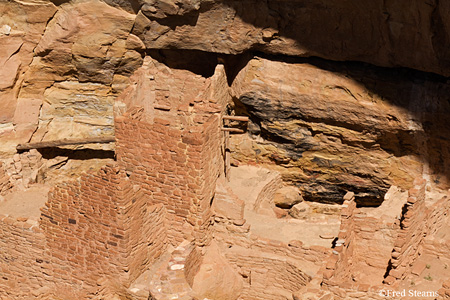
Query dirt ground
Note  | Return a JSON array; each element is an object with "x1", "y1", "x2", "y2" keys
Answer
[
  {"x1": 0, "y1": 184, "x2": 50, "y2": 218},
  {"x1": 229, "y1": 165, "x2": 341, "y2": 248}
]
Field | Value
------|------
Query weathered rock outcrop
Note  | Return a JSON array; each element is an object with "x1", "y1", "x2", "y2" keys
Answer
[
  {"x1": 133, "y1": 0, "x2": 450, "y2": 77},
  {"x1": 0, "y1": 0, "x2": 57, "y2": 155},
  {"x1": 1, "y1": 0, "x2": 450, "y2": 299},
  {"x1": 230, "y1": 56, "x2": 450, "y2": 205},
  {"x1": 0, "y1": 0, "x2": 143, "y2": 156}
]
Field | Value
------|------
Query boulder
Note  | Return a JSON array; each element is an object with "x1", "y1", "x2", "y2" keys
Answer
[
  {"x1": 273, "y1": 186, "x2": 303, "y2": 209},
  {"x1": 289, "y1": 202, "x2": 311, "y2": 219}
]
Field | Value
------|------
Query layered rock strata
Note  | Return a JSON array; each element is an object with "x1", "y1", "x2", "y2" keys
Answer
[
  {"x1": 230, "y1": 56, "x2": 450, "y2": 204},
  {"x1": 0, "y1": 0, "x2": 450, "y2": 299}
]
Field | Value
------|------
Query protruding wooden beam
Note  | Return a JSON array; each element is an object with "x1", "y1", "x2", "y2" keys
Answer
[
  {"x1": 16, "y1": 136, "x2": 115, "y2": 151},
  {"x1": 221, "y1": 128, "x2": 244, "y2": 133},
  {"x1": 222, "y1": 115, "x2": 249, "y2": 122}
]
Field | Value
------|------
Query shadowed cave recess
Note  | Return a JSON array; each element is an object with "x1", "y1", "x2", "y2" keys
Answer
[{"x1": 0, "y1": 0, "x2": 450, "y2": 299}]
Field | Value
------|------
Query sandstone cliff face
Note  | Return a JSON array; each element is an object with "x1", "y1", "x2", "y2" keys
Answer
[
  {"x1": 0, "y1": 0, "x2": 57, "y2": 155},
  {"x1": 0, "y1": 0, "x2": 143, "y2": 156},
  {"x1": 133, "y1": 0, "x2": 450, "y2": 76},
  {"x1": 229, "y1": 56, "x2": 450, "y2": 204},
  {"x1": 1, "y1": 0, "x2": 449, "y2": 198},
  {"x1": 1, "y1": 1, "x2": 450, "y2": 299}
]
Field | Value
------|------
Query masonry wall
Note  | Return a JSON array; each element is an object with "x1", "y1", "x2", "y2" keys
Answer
[
  {"x1": 0, "y1": 210, "x2": 100, "y2": 300},
  {"x1": 0, "y1": 162, "x2": 11, "y2": 195},
  {"x1": 1, "y1": 149, "x2": 44, "y2": 191},
  {"x1": 115, "y1": 113, "x2": 222, "y2": 247},
  {"x1": 116, "y1": 116, "x2": 195, "y2": 245},
  {"x1": 213, "y1": 217, "x2": 329, "y2": 267},
  {"x1": 319, "y1": 192, "x2": 401, "y2": 299},
  {"x1": 421, "y1": 191, "x2": 450, "y2": 271},
  {"x1": 384, "y1": 179, "x2": 427, "y2": 284},
  {"x1": 426, "y1": 192, "x2": 450, "y2": 238},
  {"x1": 253, "y1": 172, "x2": 283, "y2": 214},
  {"x1": 225, "y1": 248, "x2": 311, "y2": 300},
  {"x1": 351, "y1": 215, "x2": 398, "y2": 282},
  {"x1": 318, "y1": 179, "x2": 441, "y2": 299},
  {"x1": 127, "y1": 203, "x2": 167, "y2": 282},
  {"x1": 212, "y1": 216, "x2": 329, "y2": 299},
  {"x1": 39, "y1": 164, "x2": 168, "y2": 297},
  {"x1": 0, "y1": 216, "x2": 51, "y2": 299},
  {"x1": 193, "y1": 115, "x2": 222, "y2": 246},
  {"x1": 0, "y1": 109, "x2": 222, "y2": 299},
  {"x1": 324, "y1": 197, "x2": 357, "y2": 283}
]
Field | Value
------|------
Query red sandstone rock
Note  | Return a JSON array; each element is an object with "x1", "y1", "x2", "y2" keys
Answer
[
  {"x1": 273, "y1": 206, "x2": 289, "y2": 219},
  {"x1": 133, "y1": 0, "x2": 450, "y2": 77},
  {"x1": 273, "y1": 186, "x2": 303, "y2": 209},
  {"x1": 0, "y1": 1, "x2": 449, "y2": 300},
  {"x1": 411, "y1": 261, "x2": 427, "y2": 276},
  {"x1": 230, "y1": 56, "x2": 431, "y2": 205},
  {"x1": 191, "y1": 242, "x2": 243, "y2": 300}
]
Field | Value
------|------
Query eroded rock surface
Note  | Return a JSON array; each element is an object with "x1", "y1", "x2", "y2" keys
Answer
[
  {"x1": 273, "y1": 186, "x2": 303, "y2": 209},
  {"x1": 0, "y1": 0, "x2": 143, "y2": 156},
  {"x1": 134, "y1": 0, "x2": 450, "y2": 77},
  {"x1": 1, "y1": 0, "x2": 450, "y2": 299},
  {"x1": 230, "y1": 56, "x2": 450, "y2": 205},
  {"x1": 0, "y1": 0, "x2": 57, "y2": 155},
  {"x1": 191, "y1": 242, "x2": 243, "y2": 300}
]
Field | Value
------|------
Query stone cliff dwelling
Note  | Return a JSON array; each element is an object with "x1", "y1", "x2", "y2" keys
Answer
[{"x1": 1, "y1": 0, "x2": 450, "y2": 299}]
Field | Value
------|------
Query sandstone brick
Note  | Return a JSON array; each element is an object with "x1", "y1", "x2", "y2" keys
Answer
[{"x1": 383, "y1": 275, "x2": 396, "y2": 285}]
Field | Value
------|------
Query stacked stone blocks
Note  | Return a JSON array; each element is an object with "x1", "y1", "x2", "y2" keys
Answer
[
  {"x1": 40, "y1": 163, "x2": 168, "y2": 295},
  {"x1": 323, "y1": 192, "x2": 357, "y2": 283},
  {"x1": 115, "y1": 112, "x2": 222, "y2": 247},
  {"x1": 384, "y1": 178, "x2": 427, "y2": 284},
  {"x1": 0, "y1": 162, "x2": 11, "y2": 195}
]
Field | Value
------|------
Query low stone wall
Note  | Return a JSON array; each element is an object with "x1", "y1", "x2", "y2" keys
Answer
[
  {"x1": 1, "y1": 150, "x2": 44, "y2": 190},
  {"x1": 212, "y1": 216, "x2": 329, "y2": 299},
  {"x1": 422, "y1": 192, "x2": 450, "y2": 276},
  {"x1": 0, "y1": 163, "x2": 170, "y2": 299},
  {"x1": 426, "y1": 191, "x2": 450, "y2": 237},
  {"x1": 318, "y1": 179, "x2": 450, "y2": 299},
  {"x1": 319, "y1": 192, "x2": 399, "y2": 298},
  {"x1": 357, "y1": 217, "x2": 398, "y2": 277},
  {"x1": 213, "y1": 218, "x2": 329, "y2": 267},
  {"x1": 323, "y1": 194, "x2": 358, "y2": 283},
  {"x1": 0, "y1": 161, "x2": 11, "y2": 195},
  {"x1": 384, "y1": 179, "x2": 427, "y2": 284},
  {"x1": 225, "y1": 246, "x2": 311, "y2": 300},
  {"x1": 253, "y1": 172, "x2": 283, "y2": 214}
]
